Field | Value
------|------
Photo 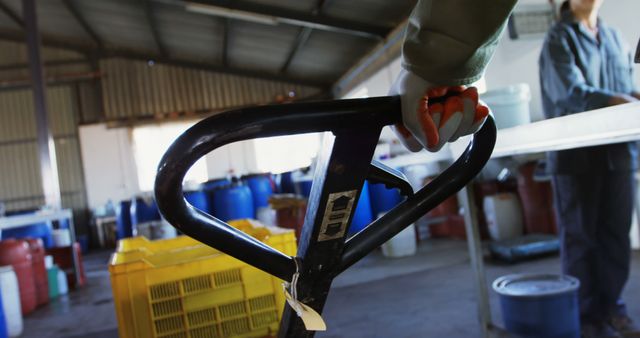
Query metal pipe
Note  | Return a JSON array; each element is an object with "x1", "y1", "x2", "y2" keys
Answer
[{"x1": 23, "y1": 0, "x2": 62, "y2": 209}]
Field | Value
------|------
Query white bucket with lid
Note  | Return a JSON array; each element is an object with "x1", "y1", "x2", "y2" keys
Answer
[{"x1": 482, "y1": 83, "x2": 531, "y2": 129}]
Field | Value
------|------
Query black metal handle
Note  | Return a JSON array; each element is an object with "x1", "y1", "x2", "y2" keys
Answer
[{"x1": 154, "y1": 96, "x2": 495, "y2": 282}]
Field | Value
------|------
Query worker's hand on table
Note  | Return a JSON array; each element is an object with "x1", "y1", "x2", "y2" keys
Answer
[{"x1": 389, "y1": 69, "x2": 490, "y2": 152}]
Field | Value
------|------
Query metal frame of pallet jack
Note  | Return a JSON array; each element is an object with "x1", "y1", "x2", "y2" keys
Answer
[{"x1": 155, "y1": 96, "x2": 496, "y2": 338}]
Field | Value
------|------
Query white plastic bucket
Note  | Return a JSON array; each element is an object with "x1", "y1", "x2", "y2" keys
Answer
[
  {"x1": 380, "y1": 213, "x2": 417, "y2": 258},
  {"x1": 52, "y1": 229, "x2": 72, "y2": 247},
  {"x1": 482, "y1": 83, "x2": 531, "y2": 129},
  {"x1": 483, "y1": 193, "x2": 524, "y2": 241},
  {"x1": 0, "y1": 266, "x2": 23, "y2": 337}
]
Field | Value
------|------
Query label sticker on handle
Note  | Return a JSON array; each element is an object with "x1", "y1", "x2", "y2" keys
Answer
[{"x1": 317, "y1": 190, "x2": 357, "y2": 242}]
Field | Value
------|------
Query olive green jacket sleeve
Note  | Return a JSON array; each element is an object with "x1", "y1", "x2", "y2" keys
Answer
[{"x1": 403, "y1": 0, "x2": 518, "y2": 86}]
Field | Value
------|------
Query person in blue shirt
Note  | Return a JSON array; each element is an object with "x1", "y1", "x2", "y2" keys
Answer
[{"x1": 539, "y1": 1, "x2": 640, "y2": 337}]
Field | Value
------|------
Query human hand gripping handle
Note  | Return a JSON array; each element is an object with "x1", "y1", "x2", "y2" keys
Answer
[{"x1": 389, "y1": 69, "x2": 491, "y2": 152}]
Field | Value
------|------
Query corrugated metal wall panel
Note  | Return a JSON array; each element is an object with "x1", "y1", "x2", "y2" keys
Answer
[
  {"x1": 0, "y1": 40, "x2": 90, "y2": 80},
  {"x1": 0, "y1": 85, "x2": 86, "y2": 213},
  {"x1": 100, "y1": 58, "x2": 323, "y2": 119},
  {"x1": 0, "y1": 40, "x2": 84, "y2": 64}
]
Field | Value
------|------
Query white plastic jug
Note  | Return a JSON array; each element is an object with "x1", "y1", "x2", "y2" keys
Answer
[
  {"x1": 0, "y1": 266, "x2": 23, "y2": 337},
  {"x1": 483, "y1": 193, "x2": 524, "y2": 241},
  {"x1": 57, "y1": 269, "x2": 69, "y2": 295}
]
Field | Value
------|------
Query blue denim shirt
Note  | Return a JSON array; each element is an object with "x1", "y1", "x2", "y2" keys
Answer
[{"x1": 539, "y1": 10, "x2": 638, "y2": 174}]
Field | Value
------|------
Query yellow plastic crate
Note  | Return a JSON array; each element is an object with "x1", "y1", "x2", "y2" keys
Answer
[{"x1": 109, "y1": 220, "x2": 297, "y2": 338}]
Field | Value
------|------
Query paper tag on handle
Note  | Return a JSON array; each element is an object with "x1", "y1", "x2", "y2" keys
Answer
[{"x1": 284, "y1": 289, "x2": 327, "y2": 331}]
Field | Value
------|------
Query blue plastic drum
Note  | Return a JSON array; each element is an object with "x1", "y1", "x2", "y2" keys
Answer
[
  {"x1": 212, "y1": 184, "x2": 255, "y2": 222},
  {"x1": 348, "y1": 182, "x2": 374, "y2": 236},
  {"x1": 130, "y1": 197, "x2": 160, "y2": 225},
  {"x1": 368, "y1": 183, "x2": 402, "y2": 216},
  {"x1": 202, "y1": 178, "x2": 231, "y2": 190},
  {"x1": 184, "y1": 190, "x2": 210, "y2": 213},
  {"x1": 278, "y1": 171, "x2": 296, "y2": 194},
  {"x1": 2, "y1": 222, "x2": 53, "y2": 248},
  {"x1": 242, "y1": 174, "x2": 274, "y2": 213},
  {"x1": 294, "y1": 178, "x2": 313, "y2": 197},
  {"x1": 0, "y1": 284, "x2": 7, "y2": 338},
  {"x1": 116, "y1": 200, "x2": 133, "y2": 240},
  {"x1": 493, "y1": 274, "x2": 580, "y2": 338}
]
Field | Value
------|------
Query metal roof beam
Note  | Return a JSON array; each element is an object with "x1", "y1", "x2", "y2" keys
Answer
[
  {"x1": 181, "y1": 0, "x2": 388, "y2": 40},
  {"x1": 279, "y1": 27, "x2": 311, "y2": 74},
  {"x1": 221, "y1": 18, "x2": 229, "y2": 67},
  {"x1": 142, "y1": 0, "x2": 169, "y2": 57},
  {"x1": 279, "y1": 0, "x2": 327, "y2": 74},
  {"x1": 0, "y1": 30, "x2": 330, "y2": 87},
  {"x1": 61, "y1": 0, "x2": 103, "y2": 48},
  {"x1": 0, "y1": 1, "x2": 24, "y2": 28},
  {"x1": 0, "y1": 58, "x2": 88, "y2": 71}
]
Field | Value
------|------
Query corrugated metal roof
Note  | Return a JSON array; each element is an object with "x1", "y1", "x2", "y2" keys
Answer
[
  {"x1": 286, "y1": 30, "x2": 377, "y2": 82},
  {"x1": 0, "y1": 0, "x2": 415, "y2": 85},
  {"x1": 229, "y1": 21, "x2": 300, "y2": 71},
  {"x1": 73, "y1": 0, "x2": 159, "y2": 53},
  {"x1": 322, "y1": 0, "x2": 416, "y2": 27}
]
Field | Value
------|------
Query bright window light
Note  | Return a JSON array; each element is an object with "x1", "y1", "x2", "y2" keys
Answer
[
  {"x1": 132, "y1": 121, "x2": 208, "y2": 191},
  {"x1": 253, "y1": 133, "x2": 322, "y2": 174}
]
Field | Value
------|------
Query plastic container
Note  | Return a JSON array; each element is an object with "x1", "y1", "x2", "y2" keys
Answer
[
  {"x1": 25, "y1": 239, "x2": 49, "y2": 306},
  {"x1": 277, "y1": 171, "x2": 296, "y2": 194},
  {"x1": 2, "y1": 222, "x2": 54, "y2": 249},
  {"x1": 483, "y1": 193, "x2": 524, "y2": 241},
  {"x1": 482, "y1": 83, "x2": 531, "y2": 129},
  {"x1": 243, "y1": 174, "x2": 274, "y2": 213},
  {"x1": 269, "y1": 195, "x2": 307, "y2": 240},
  {"x1": 130, "y1": 196, "x2": 161, "y2": 226},
  {"x1": 348, "y1": 182, "x2": 374, "y2": 236},
  {"x1": 0, "y1": 266, "x2": 22, "y2": 337},
  {"x1": 0, "y1": 240, "x2": 36, "y2": 315},
  {"x1": 184, "y1": 190, "x2": 210, "y2": 214},
  {"x1": 52, "y1": 229, "x2": 72, "y2": 247},
  {"x1": 116, "y1": 200, "x2": 133, "y2": 240},
  {"x1": 517, "y1": 162, "x2": 557, "y2": 235},
  {"x1": 381, "y1": 222, "x2": 417, "y2": 258},
  {"x1": 116, "y1": 235, "x2": 201, "y2": 254},
  {"x1": 109, "y1": 220, "x2": 297, "y2": 338},
  {"x1": 155, "y1": 219, "x2": 178, "y2": 240},
  {"x1": 202, "y1": 178, "x2": 231, "y2": 190},
  {"x1": 47, "y1": 243, "x2": 86, "y2": 289},
  {"x1": 57, "y1": 270, "x2": 68, "y2": 295},
  {"x1": 368, "y1": 183, "x2": 402, "y2": 216},
  {"x1": 47, "y1": 266, "x2": 59, "y2": 299},
  {"x1": 295, "y1": 179, "x2": 313, "y2": 197},
  {"x1": 0, "y1": 282, "x2": 7, "y2": 338},
  {"x1": 493, "y1": 274, "x2": 580, "y2": 338},
  {"x1": 212, "y1": 184, "x2": 255, "y2": 222}
]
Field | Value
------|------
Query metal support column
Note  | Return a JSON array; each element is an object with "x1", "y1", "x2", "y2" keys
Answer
[
  {"x1": 23, "y1": 0, "x2": 62, "y2": 209},
  {"x1": 459, "y1": 185, "x2": 492, "y2": 338}
]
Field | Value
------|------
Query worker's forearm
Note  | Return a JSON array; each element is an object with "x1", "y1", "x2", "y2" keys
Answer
[
  {"x1": 402, "y1": 0, "x2": 518, "y2": 86},
  {"x1": 632, "y1": 91, "x2": 640, "y2": 100}
]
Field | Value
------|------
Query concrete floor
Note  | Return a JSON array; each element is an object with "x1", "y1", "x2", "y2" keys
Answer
[{"x1": 21, "y1": 240, "x2": 640, "y2": 338}]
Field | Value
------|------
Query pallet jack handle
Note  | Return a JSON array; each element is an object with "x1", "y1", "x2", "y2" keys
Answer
[{"x1": 154, "y1": 96, "x2": 496, "y2": 282}]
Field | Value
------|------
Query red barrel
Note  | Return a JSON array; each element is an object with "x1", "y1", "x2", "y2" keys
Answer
[
  {"x1": 0, "y1": 239, "x2": 37, "y2": 315},
  {"x1": 26, "y1": 238, "x2": 49, "y2": 306}
]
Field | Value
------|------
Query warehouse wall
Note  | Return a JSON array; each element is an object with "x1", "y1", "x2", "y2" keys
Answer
[
  {"x1": 99, "y1": 58, "x2": 323, "y2": 120},
  {"x1": 0, "y1": 87, "x2": 87, "y2": 213}
]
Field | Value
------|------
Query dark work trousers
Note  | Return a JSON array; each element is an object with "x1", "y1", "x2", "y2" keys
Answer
[{"x1": 552, "y1": 171, "x2": 636, "y2": 323}]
